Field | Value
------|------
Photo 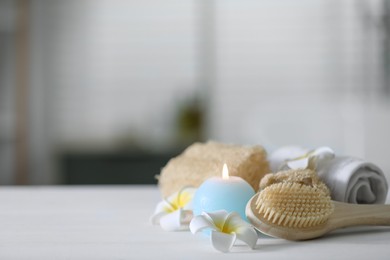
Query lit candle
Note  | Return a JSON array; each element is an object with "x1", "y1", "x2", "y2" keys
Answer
[{"x1": 193, "y1": 163, "x2": 255, "y2": 220}]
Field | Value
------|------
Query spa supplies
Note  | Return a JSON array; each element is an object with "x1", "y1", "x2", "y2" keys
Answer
[
  {"x1": 158, "y1": 141, "x2": 269, "y2": 197},
  {"x1": 193, "y1": 164, "x2": 255, "y2": 220},
  {"x1": 268, "y1": 146, "x2": 388, "y2": 204},
  {"x1": 246, "y1": 182, "x2": 390, "y2": 241}
]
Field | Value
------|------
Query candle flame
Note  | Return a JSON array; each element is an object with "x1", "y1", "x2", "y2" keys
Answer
[{"x1": 222, "y1": 163, "x2": 229, "y2": 180}]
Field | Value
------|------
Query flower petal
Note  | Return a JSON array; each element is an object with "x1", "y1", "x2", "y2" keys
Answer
[
  {"x1": 160, "y1": 208, "x2": 184, "y2": 231},
  {"x1": 166, "y1": 190, "x2": 181, "y2": 203},
  {"x1": 176, "y1": 186, "x2": 196, "y2": 209},
  {"x1": 287, "y1": 157, "x2": 309, "y2": 169},
  {"x1": 153, "y1": 200, "x2": 174, "y2": 214},
  {"x1": 151, "y1": 187, "x2": 197, "y2": 231},
  {"x1": 234, "y1": 226, "x2": 258, "y2": 249},
  {"x1": 312, "y1": 146, "x2": 334, "y2": 157},
  {"x1": 285, "y1": 146, "x2": 335, "y2": 171},
  {"x1": 224, "y1": 212, "x2": 250, "y2": 230},
  {"x1": 223, "y1": 212, "x2": 257, "y2": 248},
  {"x1": 150, "y1": 211, "x2": 166, "y2": 225},
  {"x1": 160, "y1": 186, "x2": 196, "y2": 212},
  {"x1": 189, "y1": 214, "x2": 216, "y2": 234},
  {"x1": 181, "y1": 187, "x2": 196, "y2": 211},
  {"x1": 203, "y1": 210, "x2": 229, "y2": 231},
  {"x1": 311, "y1": 146, "x2": 335, "y2": 169},
  {"x1": 211, "y1": 231, "x2": 236, "y2": 253}
]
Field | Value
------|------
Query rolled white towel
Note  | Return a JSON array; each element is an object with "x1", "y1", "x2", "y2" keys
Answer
[
  {"x1": 268, "y1": 146, "x2": 389, "y2": 204},
  {"x1": 317, "y1": 156, "x2": 388, "y2": 204}
]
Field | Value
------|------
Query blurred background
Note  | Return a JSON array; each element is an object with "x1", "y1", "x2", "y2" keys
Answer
[{"x1": 1, "y1": 0, "x2": 390, "y2": 185}]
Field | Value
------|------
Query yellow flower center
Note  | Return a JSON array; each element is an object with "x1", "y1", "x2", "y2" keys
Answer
[
  {"x1": 163, "y1": 190, "x2": 193, "y2": 213},
  {"x1": 213, "y1": 219, "x2": 237, "y2": 234}
]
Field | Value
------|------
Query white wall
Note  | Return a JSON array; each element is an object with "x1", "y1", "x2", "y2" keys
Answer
[
  {"x1": 21, "y1": 0, "x2": 390, "y2": 183},
  {"x1": 29, "y1": 0, "x2": 199, "y2": 183},
  {"x1": 33, "y1": 0, "x2": 197, "y2": 144},
  {"x1": 209, "y1": 0, "x2": 390, "y2": 177}
]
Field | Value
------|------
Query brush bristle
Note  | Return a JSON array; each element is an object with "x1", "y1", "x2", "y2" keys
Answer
[{"x1": 255, "y1": 182, "x2": 334, "y2": 228}]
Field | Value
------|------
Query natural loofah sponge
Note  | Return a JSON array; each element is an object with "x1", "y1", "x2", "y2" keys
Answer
[
  {"x1": 259, "y1": 168, "x2": 330, "y2": 196},
  {"x1": 158, "y1": 141, "x2": 270, "y2": 197}
]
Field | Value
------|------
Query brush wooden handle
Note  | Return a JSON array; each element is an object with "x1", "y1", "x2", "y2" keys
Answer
[
  {"x1": 247, "y1": 193, "x2": 390, "y2": 241},
  {"x1": 330, "y1": 201, "x2": 390, "y2": 230}
]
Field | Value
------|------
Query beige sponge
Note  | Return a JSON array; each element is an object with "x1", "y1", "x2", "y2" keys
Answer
[{"x1": 158, "y1": 141, "x2": 269, "y2": 197}]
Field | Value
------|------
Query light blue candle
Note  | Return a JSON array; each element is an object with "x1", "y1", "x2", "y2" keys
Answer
[{"x1": 193, "y1": 164, "x2": 255, "y2": 221}]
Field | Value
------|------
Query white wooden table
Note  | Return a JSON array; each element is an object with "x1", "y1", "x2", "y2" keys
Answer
[{"x1": 0, "y1": 186, "x2": 389, "y2": 260}]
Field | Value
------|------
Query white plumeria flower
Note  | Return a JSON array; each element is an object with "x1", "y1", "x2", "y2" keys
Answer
[
  {"x1": 286, "y1": 146, "x2": 335, "y2": 171},
  {"x1": 190, "y1": 210, "x2": 258, "y2": 253},
  {"x1": 150, "y1": 186, "x2": 196, "y2": 231}
]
